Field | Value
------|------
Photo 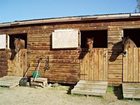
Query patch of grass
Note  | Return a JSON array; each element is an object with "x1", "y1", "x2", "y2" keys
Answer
[{"x1": 106, "y1": 86, "x2": 114, "y2": 93}]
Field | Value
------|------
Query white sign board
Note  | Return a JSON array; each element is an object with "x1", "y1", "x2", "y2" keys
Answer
[
  {"x1": 0, "y1": 34, "x2": 6, "y2": 49},
  {"x1": 52, "y1": 29, "x2": 79, "y2": 49}
]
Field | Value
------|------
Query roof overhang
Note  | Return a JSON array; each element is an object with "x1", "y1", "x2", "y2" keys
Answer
[{"x1": 0, "y1": 13, "x2": 140, "y2": 28}]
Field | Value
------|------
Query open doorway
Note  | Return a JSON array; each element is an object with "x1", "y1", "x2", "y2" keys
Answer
[
  {"x1": 123, "y1": 28, "x2": 140, "y2": 83},
  {"x1": 79, "y1": 30, "x2": 108, "y2": 81},
  {"x1": 81, "y1": 30, "x2": 108, "y2": 48},
  {"x1": 7, "y1": 33, "x2": 27, "y2": 77},
  {"x1": 9, "y1": 33, "x2": 27, "y2": 49},
  {"x1": 123, "y1": 28, "x2": 140, "y2": 47}
]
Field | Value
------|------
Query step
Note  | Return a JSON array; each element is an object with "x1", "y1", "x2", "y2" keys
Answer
[
  {"x1": 78, "y1": 80, "x2": 108, "y2": 85},
  {"x1": 72, "y1": 90, "x2": 105, "y2": 96},
  {"x1": 75, "y1": 83, "x2": 107, "y2": 89},
  {"x1": 123, "y1": 83, "x2": 140, "y2": 99},
  {"x1": 0, "y1": 76, "x2": 22, "y2": 88},
  {"x1": 71, "y1": 80, "x2": 108, "y2": 96}
]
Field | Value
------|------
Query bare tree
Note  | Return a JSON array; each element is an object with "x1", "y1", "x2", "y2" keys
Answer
[{"x1": 135, "y1": 0, "x2": 140, "y2": 12}]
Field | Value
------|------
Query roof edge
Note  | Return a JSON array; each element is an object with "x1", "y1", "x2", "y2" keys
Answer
[{"x1": 0, "y1": 13, "x2": 140, "y2": 28}]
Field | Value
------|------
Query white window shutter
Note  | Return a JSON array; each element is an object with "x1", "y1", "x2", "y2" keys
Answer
[
  {"x1": 52, "y1": 29, "x2": 80, "y2": 49},
  {"x1": 0, "y1": 34, "x2": 7, "y2": 49}
]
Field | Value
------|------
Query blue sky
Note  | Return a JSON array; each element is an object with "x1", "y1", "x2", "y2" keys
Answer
[{"x1": 0, "y1": 0, "x2": 137, "y2": 22}]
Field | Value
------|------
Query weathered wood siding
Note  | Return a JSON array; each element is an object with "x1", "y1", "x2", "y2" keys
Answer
[
  {"x1": 0, "y1": 50, "x2": 8, "y2": 77},
  {"x1": 108, "y1": 26, "x2": 123, "y2": 85},
  {"x1": 0, "y1": 19, "x2": 140, "y2": 84},
  {"x1": 7, "y1": 49, "x2": 27, "y2": 76},
  {"x1": 80, "y1": 48, "x2": 108, "y2": 81},
  {"x1": 123, "y1": 48, "x2": 140, "y2": 82}
]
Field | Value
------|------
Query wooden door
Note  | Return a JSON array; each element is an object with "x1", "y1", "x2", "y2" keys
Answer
[
  {"x1": 8, "y1": 49, "x2": 27, "y2": 76},
  {"x1": 123, "y1": 48, "x2": 140, "y2": 82},
  {"x1": 80, "y1": 48, "x2": 108, "y2": 81}
]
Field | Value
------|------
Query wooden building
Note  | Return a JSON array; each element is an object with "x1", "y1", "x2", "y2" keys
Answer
[{"x1": 0, "y1": 13, "x2": 140, "y2": 97}]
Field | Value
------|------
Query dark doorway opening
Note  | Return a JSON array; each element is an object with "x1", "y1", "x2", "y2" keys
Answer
[
  {"x1": 123, "y1": 29, "x2": 140, "y2": 47},
  {"x1": 9, "y1": 33, "x2": 27, "y2": 49},
  {"x1": 81, "y1": 30, "x2": 108, "y2": 48}
]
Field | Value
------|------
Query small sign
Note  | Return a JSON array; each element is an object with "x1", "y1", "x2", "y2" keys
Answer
[
  {"x1": 0, "y1": 34, "x2": 6, "y2": 49},
  {"x1": 52, "y1": 29, "x2": 79, "y2": 49}
]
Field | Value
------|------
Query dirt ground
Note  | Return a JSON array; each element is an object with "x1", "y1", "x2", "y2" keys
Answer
[{"x1": 0, "y1": 85, "x2": 140, "y2": 105}]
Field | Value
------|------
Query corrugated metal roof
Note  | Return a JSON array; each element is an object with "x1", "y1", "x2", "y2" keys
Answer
[{"x1": 0, "y1": 13, "x2": 140, "y2": 28}]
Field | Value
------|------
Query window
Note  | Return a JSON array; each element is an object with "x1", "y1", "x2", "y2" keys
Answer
[
  {"x1": 123, "y1": 29, "x2": 140, "y2": 47},
  {"x1": 81, "y1": 30, "x2": 108, "y2": 48},
  {"x1": 9, "y1": 33, "x2": 27, "y2": 49}
]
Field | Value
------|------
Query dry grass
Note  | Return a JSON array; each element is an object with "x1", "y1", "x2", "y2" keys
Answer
[{"x1": 0, "y1": 86, "x2": 140, "y2": 105}]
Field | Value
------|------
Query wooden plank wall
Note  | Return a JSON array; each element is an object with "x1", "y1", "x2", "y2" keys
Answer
[
  {"x1": 0, "y1": 19, "x2": 140, "y2": 84},
  {"x1": 44, "y1": 50, "x2": 80, "y2": 83},
  {"x1": 108, "y1": 26, "x2": 123, "y2": 85},
  {"x1": 0, "y1": 26, "x2": 80, "y2": 83},
  {"x1": 0, "y1": 50, "x2": 8, "y2": 77},
  {"x1": 123, "y1": 48, "x2": 140, "y2": 82},
  {"x1": 27, "y1": 26, "x2": 80, "y2": 83}
]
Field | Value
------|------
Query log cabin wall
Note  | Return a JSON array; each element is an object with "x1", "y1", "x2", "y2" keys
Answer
[
  {"x1": 0, "y1": 49, "x2": 8, "y2": 77},
  {"x1": 0, "y1": 15, "x2": 140, "y2": 85}
]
